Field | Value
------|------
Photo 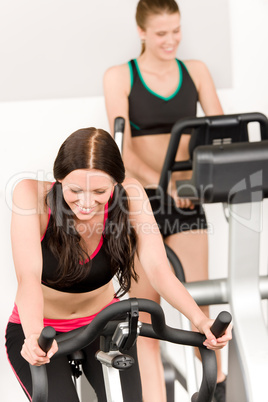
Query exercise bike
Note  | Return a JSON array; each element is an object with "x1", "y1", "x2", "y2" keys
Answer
[{"x1": 30, "y1": 298, "x2": 231, "y2": 402}]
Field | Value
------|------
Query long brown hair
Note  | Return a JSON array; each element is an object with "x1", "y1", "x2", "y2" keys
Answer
[
  {"x1": 136, "y1": 0, "x2": 180, "y2": 55},
  {"x1": 46, "y1": 128, "x2": 138, "y2": 296}
]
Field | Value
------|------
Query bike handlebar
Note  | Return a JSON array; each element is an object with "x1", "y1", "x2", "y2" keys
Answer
[
  {"x1": 38, "y1": 326, "x2": 56, "y2": 353},
  {"x1": 31, "y1": 298, "x2": 231, "y2": 402},
  {"x1": 210, "y1": 311, "x2": 231, "y2": 338}
]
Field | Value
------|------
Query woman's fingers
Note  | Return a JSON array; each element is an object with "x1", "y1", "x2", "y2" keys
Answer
[
  {"x1": 47, "y1": 339, "x2": 58, "y2": 359},
  {"x1": 203, "y1": 322, "x2": 232, "y2": 350},
  {"x1": 176, "y1": 198, "x2": 194, "y2": 209},
  {"x1": 21, "y1": 334, "x2": 52, "y2": 366}
]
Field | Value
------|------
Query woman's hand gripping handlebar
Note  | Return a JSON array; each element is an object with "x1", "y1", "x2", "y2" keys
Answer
[
  {"x1": 31, "y1": 298, "x2": 232, "y2": 402},
  {"x1": 38, "y1": 326, "x2": 57, "y2": 354}
]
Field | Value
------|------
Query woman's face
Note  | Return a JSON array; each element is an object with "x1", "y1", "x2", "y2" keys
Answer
[
  {"x1": 139, "y1": 12, "x2": 181, "y2": 60},
  {"x1": 60, "y1": 169, "x2": 115, "y2": 221}
]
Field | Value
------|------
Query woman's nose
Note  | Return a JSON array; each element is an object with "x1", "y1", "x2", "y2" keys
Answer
[{"x1": 81, "y1": 192, "x2": 94, "y2": 207}]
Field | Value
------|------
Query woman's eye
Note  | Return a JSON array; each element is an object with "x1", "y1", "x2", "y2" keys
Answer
[
  {"x1": 95, "y1": 190, "x2": 106, "y2": 195},
  {"x1": 70, "y1": 189, "x2": 82, "y2": 194}
]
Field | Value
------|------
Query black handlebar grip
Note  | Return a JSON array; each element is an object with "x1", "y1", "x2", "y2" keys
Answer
[
  {"x1": 210, "y1": 311, "x2": 232, "y2": 338},
  {"x1": 38, "y1": 326, "x2": 56, "y2": 353},
  {"x1": 114, "y1": 116, "x2": 125, "y2": 134}
]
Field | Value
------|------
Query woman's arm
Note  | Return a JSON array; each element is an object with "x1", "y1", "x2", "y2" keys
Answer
[
  {"x1": 11, "y1": 179, "x2": 57, "y2": 365},
  {"x1": 103, "y1": 65, "x2": 159, "y2": 185},
  {"x1": 169, "y1": 60, "x2": 224, "y2": 208},
  {"x1": 125, "y1": 178, "x2": 231, "y2": 347},
  {"x1": 184, "y1": 59, "x2": 223, "y2": 116}
]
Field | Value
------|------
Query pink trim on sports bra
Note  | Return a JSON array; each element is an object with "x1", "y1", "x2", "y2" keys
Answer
[{"x1": 8, "y1": 297, "x2": 120, "y2": 332}]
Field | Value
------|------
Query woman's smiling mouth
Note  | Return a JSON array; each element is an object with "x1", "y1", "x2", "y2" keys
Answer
[{"x1": 75, "y1": 203, "x2": 96, "y2": 214}]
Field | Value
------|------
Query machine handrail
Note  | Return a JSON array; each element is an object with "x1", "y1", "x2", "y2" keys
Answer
[
  {"x1": 158, "y1": 112, "x2": 268, "y2": 194},
  {"x1": 30, "y1": 298, "x2": 231, "y2": 402}
]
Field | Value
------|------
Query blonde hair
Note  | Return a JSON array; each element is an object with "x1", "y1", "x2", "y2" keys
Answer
[{"x1": 136, "y1": 0, "x2": 180, "y2": 54}]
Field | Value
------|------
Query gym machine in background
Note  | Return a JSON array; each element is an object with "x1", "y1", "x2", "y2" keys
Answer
[{"x1": 159, "y1": 113, "x2": 268, "y2": 402}]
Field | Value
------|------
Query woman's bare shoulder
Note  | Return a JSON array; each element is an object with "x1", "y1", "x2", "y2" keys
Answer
[
  {"x1": 104, "y1": 62, "x2": 130, "y2": 83},
  {"x1": 183, "y1": 59, "x2": 207, "y2": 69},
  {"x1": 122, "y1": 176, "x2": 143, "y2": 190},
  {"x1": 183, "y1": 59, "x2": 210, "y2": 78},
  {"x1": 14, "y1": 179, "x2": 52, "y2": 194},
  {"x1": 122, "y1": 177, "x2": 147, "y2": 200},
  {"x1": 12, "y1": 179, "x2": 53, "y2": 211},
  {"x1": 183, "y1": 59, "x2": 213, "y2": 91}
]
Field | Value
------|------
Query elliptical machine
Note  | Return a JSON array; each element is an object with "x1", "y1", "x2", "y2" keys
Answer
[{"x1": 158, "y1": 112, "x2": 268, "y2": 402}]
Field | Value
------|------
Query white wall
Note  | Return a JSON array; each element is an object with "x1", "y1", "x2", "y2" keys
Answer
[
  {"x1": 1, "y1": 0, "x2": 268, "y2": 401},
  {"x1": 0, "y1": 0, "x2": 232, "y2": 102}
]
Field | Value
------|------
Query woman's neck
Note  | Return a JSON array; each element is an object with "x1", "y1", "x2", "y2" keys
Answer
[{"x1": 137, "y1": 52, "x2": 177, "y2": 74}]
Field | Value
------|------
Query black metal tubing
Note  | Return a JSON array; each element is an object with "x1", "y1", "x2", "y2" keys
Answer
[
  {"x1": 31, "y1": 298, "x2": 231, "y2": 402},
  {"x1": 114, "y1": 116, "x2": 125, "y2": 155},
  {"x1": 158, "y1": 112, "x2": 268, "y2": 195},
  {"x1": 114, "y1": 116, "x2": 125, "y2": 135},
  {"x1": 164, "y1": 243, "x2": 185, "y2": 283},
  {"x1": 139, "y1": 323, "x2": 217, "y2": 402}
]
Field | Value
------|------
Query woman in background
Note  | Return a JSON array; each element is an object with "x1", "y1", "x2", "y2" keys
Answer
[{"x1": 104, "y1": 1, "x2": 226, "y2": 401}]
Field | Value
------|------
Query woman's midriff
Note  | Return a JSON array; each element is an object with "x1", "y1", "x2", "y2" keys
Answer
[
  {"x1": 41, "y1": 281, "x2": 115, "y2": 320},
  {"x1": 130, "y1": 133, "x2": 192, "y2": 186}
]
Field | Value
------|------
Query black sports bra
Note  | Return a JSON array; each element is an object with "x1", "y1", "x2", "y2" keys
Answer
[
  {"x1": 128, "y1": 59, "x2": 198, "y2": 137},
  {"x1": 41, "y1": 201, "x2": 114, "y2": 293}
]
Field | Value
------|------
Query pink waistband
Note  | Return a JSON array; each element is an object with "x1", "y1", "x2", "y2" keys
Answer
[{"x1": 9, "y1": 298, "x2": 120, "y2": 332}]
